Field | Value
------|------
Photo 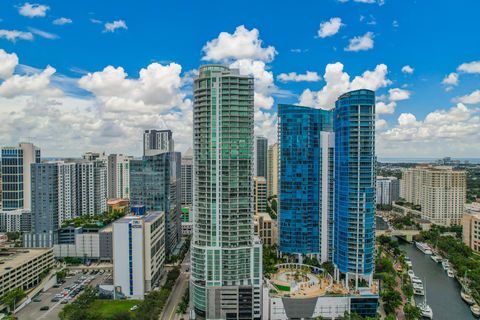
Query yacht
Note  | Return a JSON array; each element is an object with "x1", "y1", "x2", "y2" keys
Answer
[
  {"x1": 418, "y1": 280, "x2": 433, "y2": 319},
  {"x1": 430, "y1": 255, "x2": 441, "y2": 263},
  {"x1": 442, "y1": 260, "x2": 450, "y2": 270},
  {"x1": 447, "y1": 269, "x2": 455, "y2": 278},
  {"x1": 415, "y1": 242, "x2": 433, "y2": 255},
  {"x1": 406, "y1": 260, "x2": 413, "y2": 268},
  {"x1": 408, "y1": 270, "x2": 415, "y2": 278},
  {"x1": 414, "y1": 286, "x2": 425, "y2": 296},
  {"x1": 461, "y1": 289, "x2": 476, "y2": 305},
  {"x1": 471, "y1": 304, "x2": 480, "y2": 317},
  {"x1": 412, "y1": 276, "x2": 423, "y2": 285}
]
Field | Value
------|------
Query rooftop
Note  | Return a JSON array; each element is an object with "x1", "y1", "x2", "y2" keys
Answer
[{"x1": 0, "y1": 248, "x2": 52, "y2": 275}]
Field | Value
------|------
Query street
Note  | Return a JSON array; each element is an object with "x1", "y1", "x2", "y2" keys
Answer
[
  {"x1": 16, "y1": 270, "x2": 111, "y2": 320},
  {"x1": 160, "y1": 250, "x2": 190, "y2": 320}
]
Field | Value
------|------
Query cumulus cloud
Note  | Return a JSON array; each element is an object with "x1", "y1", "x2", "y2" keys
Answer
[
  {"x1": 345, "y1": 32, "x2": 374, "y2": 52},
  {"x1": 202, "y1": 25, "x2": 276, "y2": 62},
  {"x1": 103, "y1": 20, "x2": 128, "y2": 33},
  {"x1": 388, "y1": 88, "x2": 410, "y2": 101},
  {"x1": 376, "y1": 101, "x2": 396, "y2": 114},
  {"x1": 317, "y1": 18, "x2": 343, "y2": 38},
  {"x1": 0, "y1": 50, "x2": 19, "y2": 79},
  {"x1": 53, "y1": 17, "x2": 72, "y2": 25},
  {"x1": 0, "y1": 29, "x2": 33, "y2": 42},
  {"x1": 457, "y1": 61, "x2": 480, "y2": 74},
  {"x1": 18, "y1": 2, "x2": 49, "y2": 17},
  {"x1": 455, "y1": 90, "x2": 480, "y2": 105},
  {"x1": 277, "y1": 71, "x2": 321, "y2": 82},
  {"x1": 442, "y1": 72, "x2": 459, "y2": 86},
  {"x1": 0, "y1": 65, "x2": 62, "y2": 98},
  {"x1": 401, "y1": 65, "x2": 414, "y2": 74},
  {"x1": 298, "y1": 62, "x2": 391, "y2": 109}
]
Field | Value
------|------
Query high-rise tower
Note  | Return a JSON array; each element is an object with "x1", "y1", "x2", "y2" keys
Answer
[
  {"x1": 333, "y1": 89, "x2": 376, "y2": 288},
  {"x1": 191, "y1": 65, "x2": 262, "y2": 320},
  {"x1": 253, "y1": 136, "x2": 268, "y2": 178}
]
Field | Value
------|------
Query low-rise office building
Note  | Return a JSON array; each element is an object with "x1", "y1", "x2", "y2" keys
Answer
[
  {"x1": 107, "y1": 198, "x2": 130, "y2": 215},
  {"x1": 113, "y1": 212, "x2": 165, "y2": 298},
  {"x1": 0, "y1": 248, "x2": 54, "y2": 298},
  {"x1": 254, "y1": 212, "x2": 277, "y2": 246}
]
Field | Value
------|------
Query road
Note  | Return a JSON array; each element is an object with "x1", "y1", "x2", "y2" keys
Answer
[
  {"x1": 16, "y1": 270, "x2": 111, "y2": 320},
  {"x1": 160, "y1": 250, "x2": 190, "y2": 320}
]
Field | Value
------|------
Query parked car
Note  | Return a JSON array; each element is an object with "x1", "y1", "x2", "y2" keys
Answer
[
  {"x1": 40, "y1": 306, "x2": 49, "y2": 311},
  {"x1": 33, "y1": 298, "x2": 41, "y2": 302},
  {"x1": 51, "y1": 298, "x2": 60, "y2": 302}
]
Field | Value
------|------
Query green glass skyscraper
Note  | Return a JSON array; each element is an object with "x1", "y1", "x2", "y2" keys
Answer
[{"x1": 191, "y1": 65, "x2": 262, "y2": 320}]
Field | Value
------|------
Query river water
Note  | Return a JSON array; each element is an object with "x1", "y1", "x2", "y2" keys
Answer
[{"x1": 399, "y1": 241, "x2": 475, "y2": 319}]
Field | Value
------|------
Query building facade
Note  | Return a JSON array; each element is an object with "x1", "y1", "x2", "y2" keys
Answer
[
  {"x1": 191, "y1": 65, "x2": 263, "y2": 320},
  {"x1": 463, "y1": 202, "x2": 480, "y2": 253},
  {"x1": 113, "y1": 212, "x2": 165, "y2": 298},
  {"x1": 267, "y1": 143, "x2": 279, "y2": 197},
  {"x1": 333, "y1": 89, "x2": 376, "y2": 288},
  {"x1": 254, "y1": 212, "x2": 277, "y2": 246},
  {"x1": 376, "y1": 176, "x2": 400, "y2": 205},
  {"x1": 278, "y1": 104, "x2": 334, "y2": 261},
  {"x1": 143, "y1": 129, "x2": 174, "y2": 156},
  {"x1": 253, "y1": 176, "x2": 267, "y2": 215},
  {"x1": 181, "y1": 148, "x2": 193, "y2": 207},
  {"x1": 130, "y1": 152, "x2": 181, "y2": 256},
  {"x1": 254, "y1": 136, "x2": 268, "y2": 178},
  {"x1": 400, "y1": 165, "x2": 466, "y2": 226},
  {"x1": 1, "y1": 142, "x2": 41, "y2": 211},
  {"x1": 0, "y1": 209, "x2": 31, "y2": 232},
  {"x1": 107, "y1": 154, "x2": 132, "y2": 199}
]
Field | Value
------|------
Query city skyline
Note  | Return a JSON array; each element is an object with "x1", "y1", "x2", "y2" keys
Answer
[{"x1": 0, "y1": 0, "x2": 479, "y2": 158}]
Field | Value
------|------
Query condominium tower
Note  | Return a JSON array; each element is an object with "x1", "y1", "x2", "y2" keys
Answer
[
  {"x1": 143, "y1": 129, "x2": 174, "y2": 156},
  {"x1": 253, "y1": 136, "x2": 268, "y2": 178},
  {"x1": 107, "y1": 154, "x2": 132, "y2": 199},
  {"x1": 267, "y1": 143, "x2": 279, "y2": 197},
  {"x1": 333, "y1": 89, "x2": 376, "y2": 288},
  {"x1": 376, "y1": 176, "x2": 400, "y2": 205},
  {"x1": 1, "y1": 142, "x2": 41, "y2": 210},
  {"x1": 181, "y1": 148, "x2": 193, "y2": 207},
  {"x1": 191, "y1": 65, "x2": 262, "y2": 320}
]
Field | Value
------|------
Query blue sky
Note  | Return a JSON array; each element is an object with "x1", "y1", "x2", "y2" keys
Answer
[{"x1": 0, "y1": 0, "x2": 479, "y2": 157}]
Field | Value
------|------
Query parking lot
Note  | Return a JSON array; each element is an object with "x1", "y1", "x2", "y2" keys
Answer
[{"x1": 16, "y1": 270, "x2": 111, "y2": 320}]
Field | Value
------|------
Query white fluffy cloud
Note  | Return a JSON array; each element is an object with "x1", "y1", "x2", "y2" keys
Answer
[
  {"x1": 401, "y1": 65, "x2": 414, "y2": 74},
  {"x1": 455, "y1": 90, "x2": 480, "y2": 105},
  {"x1": 18, "y1": 2, "x2": 49, "y2": 17},
  {"x1": 442, "y1": 72, "x2": 459, "y2": 86},
  {"x1": 0, "y1": 65, "x2": 62, "y2": 98},
  {"x1": 388, "y1": 88, "x2": 410, "y2": 101},
  {"x1": 53, "y1": 17, "x2": 72, "y2": 25},
  {"x1": 0, "y1": 29, "x2": 33, "y2": 42},
  {"x1": 376, "y1": 101, "x2": 396, "y2": 114},
  {"x1": 0, "y1": 50, "x2": 19, "y2": 79},
  {"x1": 202, "y1": 25, "x2": 276, "y2": 62},
  {"x1": 317, "y1": 18, "x2": 343, "y2": 38},
  {"x1": 457, "y1": 61, "x2": 480, "y2": 74},
  {"x1": 104, "y1": 20, "x2": 128, "y2": 33},
  {"x1": 299, "y1": 62, "x2": 391, "y2": 109},
  {"x1": 345, "y1": 32, "x2": 374, "y2": 52},
  {"x1": 277, "y1": 71, "x2": 320, "y2": 82}
]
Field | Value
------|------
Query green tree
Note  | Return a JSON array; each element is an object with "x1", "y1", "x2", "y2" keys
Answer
[
  {"x1": 1, "y1": 287, "x2": 25, "y2": 311},
  {"x1": 404, "y1": 303, "x2": 422, "y2": 320},
  {"x1": 381, "y1": 289, "x2": 402, "y2": 314},
  {"x1": 6, "y1": 232, "x2": 20, "y2": 241}
]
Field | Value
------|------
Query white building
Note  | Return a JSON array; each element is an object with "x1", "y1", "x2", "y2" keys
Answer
[
  {"x1": 181, "y1": 148, "x2": 193, "y2": 207},
  {"x1": 113, "y1": 212, "x2": 165, "y2": 299},
  {"x1": 376, "y1": 176, "x2": 400, "y2": 205},
  {"x1": 143, "y1": 129, "x2": 174, "y2": 156},
  {"x1": 400, "y1": 165, "x2": 466, "y2": 225},
  {"x1": 0, "y1": 209, "x2": 30, "y2": 232},
  {"x1": 107, "y1": 154, "x2": 132, "y2": 199}
]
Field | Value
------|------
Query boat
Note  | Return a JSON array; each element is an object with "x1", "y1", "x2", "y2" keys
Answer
[
  {"x1": 414, "y1": 286, "x2": 425, "y2": 296},
  {"x1": 471, "y1": 304, "x2": 480, "y2": 317},
  {"x1": 442, "y1": 260, "x2": 450, "y2": 270},
  {"x1": 412, "y1": 276, "x2": 423, "y2": 285},
  {"x1": 462, "y1": 289, "x2": 476, "y2": 305},
  {"x1": 415, "y1": 242, "x2": 433, "y2": 255},
  {"x1": 408, "y1": 270, "x2": 415, "y2": 278},
  {"x1": 447, "y1": 269, "x2": 455, "y2": 278},
  {"x1": 418, "y1": 279, "x2": 433, "y2": 319},
  {"x1": 430, "y1": 255, "x2": 441, "y2": 263},
  {"x1": 406, "y1": 260, "x2": 413, "y2": 268}
]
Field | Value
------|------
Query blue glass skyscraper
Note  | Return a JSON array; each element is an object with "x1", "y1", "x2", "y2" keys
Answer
[
  {"x1": 334, "y1": 89, "x2": 376, "y2": 287},
  {"x1": 278, "y1": 104, "x2": 334, "y2": 260}
]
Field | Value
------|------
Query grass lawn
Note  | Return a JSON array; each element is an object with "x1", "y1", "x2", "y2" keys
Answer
[{"x1": 91, "y1": 299, "x2": 141, "y2": 317}]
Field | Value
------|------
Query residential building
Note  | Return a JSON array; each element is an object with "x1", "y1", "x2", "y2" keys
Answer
[
  {"x1": 463, "y1": 202, "x2": 480, "y2": 252},
  {"x1": 334, "y1": 89, "x2": 376, "y2": 288},
  {"x1": 254, "y1": 136, "x2": 268, "y2": 179},
  {"x1": 113, "y1": 212, "x2": 165, "y2": 299},
  {"x1": 191, "y1": 65, "x2": 263, "y2": 320},
  {"x1": 400, "y1": 165, "x2": 467, "y2": 225},
  {"x1": 0, "y1": 248, "x2": 54, "y2": 298},
  {"x1": 253, "y1": 212, "x2": 277, "y2": 246},
  {"x1": 107, "y1": 154, "x2": 132, "y2": 199},
  {"x1": 267, "y1": 143, "x2": 279, "y2": 197},
  {"x1": 376, "y1": 176, "x2": 400, "y2": 205},
  {"x1": 143, "y1": 129, "x2": 174, "y2": 156},
  {"x1": 0, "y1": 209, "x2": 31, "y2": 232},
  {"x1": 1, "y1": 142, "x2": 41, "y2": 211},
  {"x1": 277, "y1": 104, "x2": 334, "y2": 262},
  {"x1": 181, "y1": 148, "x2": 193, "y2": 207},
  {"x1": 253, "y1": 176, "x2": 267, "y2": 214},
  {"x1": 130, "y1": 152, "x2": 181, "y2": 256}
]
